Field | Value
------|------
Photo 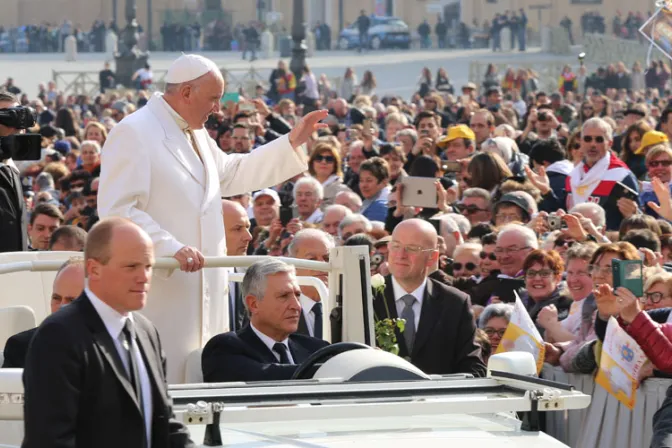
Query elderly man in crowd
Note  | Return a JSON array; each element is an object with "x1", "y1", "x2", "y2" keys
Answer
[
  {"x1": 494, "y1": 224, "x2": 538, "y2": 303},
  {"x1": 335, "y1": 190, "x2": 363, "y2": 213},
  {"x1": 343, "y1": 140, "x2": 367, "y2": 196},
  {"x1": 293, "y1": 177, "x2": 324, "y2": 224},
  {"x1": 338, "y1": 213, "x2": 372, "y2": 244},
  {"x1": 287, "y1": 229, "x2": 335, "y2": 339},
  {"x1": 251, "y1": 188, "x2": 280, "y2": 228},
  {"x1": 321, "y1": 204, "x2": 352, "y2": 238},
  {"x1": 202, "y1": 259, "x2": 329, "y2": 382}
]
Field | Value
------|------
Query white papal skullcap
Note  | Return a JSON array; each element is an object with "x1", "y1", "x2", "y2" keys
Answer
[{"x1": 165, "y1": 54, "x2": 220, "y2": 84}]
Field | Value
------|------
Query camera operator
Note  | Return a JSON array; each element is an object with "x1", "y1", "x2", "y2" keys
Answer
[{"x1": 0, "y1": 92, "x2": 27, "y2": 252}]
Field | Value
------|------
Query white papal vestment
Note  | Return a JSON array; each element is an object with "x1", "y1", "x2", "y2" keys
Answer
[{"x1": 98, "y1": 93, "x2": 307, "y2": 382}]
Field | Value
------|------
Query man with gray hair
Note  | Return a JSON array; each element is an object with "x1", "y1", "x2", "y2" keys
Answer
[
  {"x1": 526, "y1": 116, "x2": 638, "y2": 230},
  {"x1": 344, "y1": 140, "x2": 366, "y2": 195},
  {"x1": 334, "y1": 190, "x2": 363, "y2": 213},
  {"x1": 338, "y1": 213, "x2": 372, "y2": 243},
  {"x1": 293, "y1": 176, "x2": 324, "y2": 224},
  {"x1": 458, "y1": 188, "x2": 492, "y2": 225},
  {"x1": 202, "y1": 258, "x2": 329, "y2": 382},
  {"x1": 287, "y1": 229, "x2": 335, "y2": 339},
  {"x1": 566, "y1": 202, "x2": 611, "y2": 244},
  {"x1": 321, "y1": 204, "x2": 352, "y2": 238},
  {"x1": 494, "y1": 224, "x2": 539, "y2": 303}
]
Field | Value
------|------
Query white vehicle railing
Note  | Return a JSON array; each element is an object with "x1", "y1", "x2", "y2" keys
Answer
[{"x1": 0, "y1": 246, "x2": 375, "y2": 345}]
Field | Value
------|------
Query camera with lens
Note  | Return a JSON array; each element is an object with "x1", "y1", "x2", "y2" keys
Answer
[
  {"x1": 0, "y1": 106, "x2": 42, "y2": 161},
  {"x1": 277, "y1": 189, "x2": 294, "y2": 227},
  {"x1": 547, "y1": 214, "x2": 566, "y2": 231},
  {"x1": 537, "y1": 110, "x2": 551, "y2": 122}
]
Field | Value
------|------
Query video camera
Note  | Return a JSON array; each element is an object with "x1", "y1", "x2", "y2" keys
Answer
[{"x1": 0, "y1": 106, "x2": 42, "y2": 161}]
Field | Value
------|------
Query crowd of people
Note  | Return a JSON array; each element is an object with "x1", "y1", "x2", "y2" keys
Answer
[{"x1": 5, "y1": 48, "x2": 672, "y2": 445}]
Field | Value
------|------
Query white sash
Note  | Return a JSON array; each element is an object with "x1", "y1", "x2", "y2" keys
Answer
[{"x1": 569, "y1": 153, "x2": 610, "y2": 207}]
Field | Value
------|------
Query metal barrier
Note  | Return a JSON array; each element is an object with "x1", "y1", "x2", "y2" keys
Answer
[
  {"x1": 52, "y1": 66, "x2": 269, "y2": 98},
  {"x1": 0, "y1": 246, "x2": 375, "y2": 346},
  {"x1": 542, "y1": 364, "x2": 672, "y2": 448},
  {"x1": 51, "y1": 64, "x2": 344, "y2": 100},
  {"x1": 468, "y1": 60, "x2": 569, "y2": 95},
  {"x1": 52, "y1": 69, "x2": 168, "y2": 97},
  {"x1": 582, "y1": 33, "x2": 666, "y2": 69}
]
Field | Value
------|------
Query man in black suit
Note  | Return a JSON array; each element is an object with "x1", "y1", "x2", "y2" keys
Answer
[
  {"x1": 202, "y1": 258, "x2": 329, "y2": 382},
  {"x1": 372, "y1": 219, "x2": 486, "y2": 377},
  {"x1": 287, "y1": 228, "x2": 334, "y2": 339},
  {"x1": 22, "y1": 217, "x2": 193, "y2": 448},
  {"x1": 223, "y1": 199, "x2": 252, "y2": 331},
  {"x1": 2, "y1": 257, "x2": 85, "y2": 368},
  {"x1": 0, "y1": 91, "x2": 28, "y2": 253}
]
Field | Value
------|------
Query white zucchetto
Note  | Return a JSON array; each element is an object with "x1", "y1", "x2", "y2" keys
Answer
[{"x1": 165, "y1": 54, "x2": 220, "y2": 84}]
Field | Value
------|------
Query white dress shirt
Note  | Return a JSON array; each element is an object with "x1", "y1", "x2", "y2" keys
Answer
[
  {"x1": 86, "y1": 287, "x2": 153, "y2": 444},
  {"x1": 391, "y1": 276, "x2": 426, "y2": 330},
  {"x1": 299, "y1": 294, "x2": 320, "y2": 337},
  {"x1": 250, "y1": 323, "x2": 295, "y2": 364}
]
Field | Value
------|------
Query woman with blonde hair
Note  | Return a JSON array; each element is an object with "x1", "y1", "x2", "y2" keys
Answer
[
  {"x1": 82, "y1": 121, "x2": 108, "y2": 146},
  {"x1": 340, "y1": 67, "x2": 358, "y2": 101}
]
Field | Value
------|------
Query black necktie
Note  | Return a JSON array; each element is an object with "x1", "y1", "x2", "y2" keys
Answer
[
  {"x1": 122, "y1": 319, "x2": 143, "y2": 407},
  {"x1": 229, "y1": 281, "x2": 237, "y2": 331},
  {"x1": 273, "y1": 342, "x2": 292, "y2": 364},
  {"x1": 312, "y1": 302, "x2": 323, "y2": 339}
]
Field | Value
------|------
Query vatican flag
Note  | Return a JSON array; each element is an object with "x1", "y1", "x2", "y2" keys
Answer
[
  {"x1": 595, "y1": 317, "x2": 648, "y2": 410},
  {"x1": 495, "y1": 293, "x2": 546, "y2": 374}
]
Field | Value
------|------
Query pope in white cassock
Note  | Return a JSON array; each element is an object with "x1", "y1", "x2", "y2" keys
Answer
[{"x1": 98, "y1": 54, "x2": 328, "y2": 382}]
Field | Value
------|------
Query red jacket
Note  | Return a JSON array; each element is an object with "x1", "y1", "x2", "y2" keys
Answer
[{"x1": 621, "y1": 312, "x2": 672, "y2": 374}]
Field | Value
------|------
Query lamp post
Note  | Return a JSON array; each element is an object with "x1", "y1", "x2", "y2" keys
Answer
[{"x1": 289, "y1": 0, "x2": 307, "y2": 80}]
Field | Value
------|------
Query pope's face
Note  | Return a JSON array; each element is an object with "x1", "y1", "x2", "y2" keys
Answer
[{"x1": 186, "y1": 73, "x2": 225, "y2": 129}]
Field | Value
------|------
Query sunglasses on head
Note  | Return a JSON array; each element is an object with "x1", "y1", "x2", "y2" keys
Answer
[
  {"x1": 648, "y1": 160, "x2": 672, "y2": 168},
  {"x1": 314, "y1": 155, "x2": 335, "y2": 163},
  {"x1": 583, "y1": 135, "x2": 605, "y2": 143},
  {"x1": 453, "y1": 262, "x2": 477, "y2": 271},
  {"x1": 480, "y1": 251, "x2": 497, "y2": 261}
]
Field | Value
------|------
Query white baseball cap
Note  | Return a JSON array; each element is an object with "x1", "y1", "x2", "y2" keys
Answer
[
  {"x1": 252, "y1": 189, "x2": 280, "y2": 204},
  {"x1": 165, "y1": 54, "x2": 220, "y2": 84}
]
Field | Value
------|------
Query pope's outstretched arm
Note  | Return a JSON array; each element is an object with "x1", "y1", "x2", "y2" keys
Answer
[
  {"x1": 98, "y1": 123, "x2": 184, "y2": 257},
  {"x1": 211, "y1": 110, "x2": 330, "y2": 196}
]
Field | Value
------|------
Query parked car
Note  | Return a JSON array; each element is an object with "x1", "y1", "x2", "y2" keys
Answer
[{"x1": 338, "y1": 16, "x2": 411, "y2": 50}]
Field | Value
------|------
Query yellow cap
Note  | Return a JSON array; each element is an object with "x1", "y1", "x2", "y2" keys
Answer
[
  {"x1": 635, "y1": 130, "x2": 669, "y2": 155},
  {"x1": 437, "y1": 125, "x2": 476, "y2": 148}
]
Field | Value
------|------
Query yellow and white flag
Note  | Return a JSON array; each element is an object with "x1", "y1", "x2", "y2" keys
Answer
[
  {"x1": 495, "y1": 293, "x2": 546, "y2": 374},
  {"x1": 595, "y1": 317, "x2": 648, "y2": 410}
]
